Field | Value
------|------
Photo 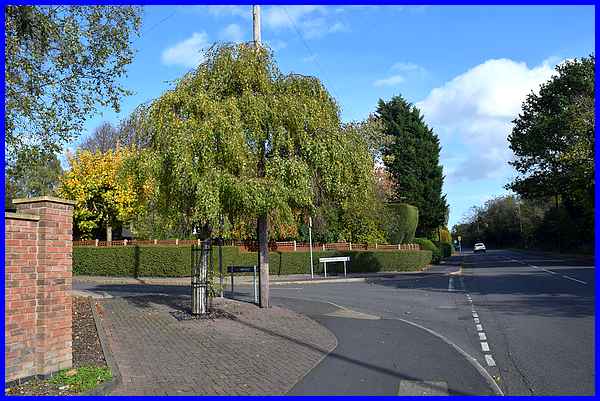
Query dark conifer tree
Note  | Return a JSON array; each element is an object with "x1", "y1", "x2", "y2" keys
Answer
[{"x1": 377, "y1": 95, "x2": 449, "y2": 237}]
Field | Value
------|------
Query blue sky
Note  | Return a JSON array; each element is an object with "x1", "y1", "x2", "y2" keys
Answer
[{"x1": 72, "y1": 5, "x2": 595, "y2": 228}]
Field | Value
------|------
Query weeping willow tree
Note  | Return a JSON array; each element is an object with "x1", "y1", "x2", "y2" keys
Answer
[{"x1": 135, "y1": 43, "x2": 374, "y2": 307}]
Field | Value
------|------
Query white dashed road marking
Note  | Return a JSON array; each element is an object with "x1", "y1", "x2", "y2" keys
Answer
[
  {"x1": 464, "y1": 290, "x2": 498, "y2": 373},
  {"x1": 485, "y1": 355, "x2": 496, "y2": 367}
]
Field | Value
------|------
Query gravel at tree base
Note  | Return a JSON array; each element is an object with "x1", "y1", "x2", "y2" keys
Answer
[{"x1": 5, "y1": 297, "x2": 109, "y2": 396}]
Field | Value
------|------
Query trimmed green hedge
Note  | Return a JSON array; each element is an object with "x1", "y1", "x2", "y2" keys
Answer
[
  {"x1": 384, "y1": 203, "x2": 419, "y2": 244},
  {"x1": 73, "y1": 246, "x2": 432, "y2": 277},
  {"x1": 435, "y1": 241, "x2": 453, "y2": 258},
  {"x1": 414, "y1": 238, "x2": 441, "y2": 264}
]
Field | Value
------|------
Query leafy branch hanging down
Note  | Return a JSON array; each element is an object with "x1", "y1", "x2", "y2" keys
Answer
[{"x1": 5, "y1": 5, "x2": 142, "y2": 161}]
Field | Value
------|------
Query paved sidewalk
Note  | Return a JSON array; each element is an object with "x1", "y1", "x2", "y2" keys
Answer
[
  {"x1": 95, "y1": 296, "x2": 337, "y2": 395},
  {"x1": 74, "y1": 266, "x2": 442, "y2": 287}
]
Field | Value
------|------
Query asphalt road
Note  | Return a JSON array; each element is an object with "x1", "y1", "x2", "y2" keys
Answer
[
  {"x1": 73, "y1": 248, "x2": 594, "y2": 395},
  {"x1": 268, "y1": 249, "x2": 595, "y2": 395},
  {"x1": 460, "y1": 249, "x2": 595, "y2": 395},
  {"x1": 273, "y1": 296, "x2": 496, "y2": 395}
]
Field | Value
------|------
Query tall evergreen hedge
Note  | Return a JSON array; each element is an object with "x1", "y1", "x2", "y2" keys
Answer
[
  {"x1": 73, "y1": 246, "x2": 432, "y2": 277},
  {"x1": 384, "y1": 203, "x2": 419, "y2": 244}
]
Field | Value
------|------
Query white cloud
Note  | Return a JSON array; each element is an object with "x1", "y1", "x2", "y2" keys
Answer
[
  {"x1": 392, "y1": 61, "x2": 425, "y2": 73},
  {"x1": 263, "y1": 5, "x2": 347, "y2": 39},
  {"x1": 417, "y1": 58, "x2": 558, "y2": 182},
  {"x1": 265, "y1": 39, "x2": 287, "y2": 51},
  {"x1": 329, "y1": 22, "x2": 349, "y2": 33},
  {"x1": 219, "y1": 23, "x2": 245, "y2": 43},
  {"x1": 205, "y1": 5, "x2": 249, "y2": 18},
  {"x1": 161, "y1": 32, "x2": 210, "y2": 68},
  {"x1": 263, "y1": 5, "x2": 325, "y2": 29},
  {"x1": 373, "y1": 61, "x2": 427, "y2": 87},
  {"x1": 373, "y1": 74, "x2": 405, "y2": 87}
]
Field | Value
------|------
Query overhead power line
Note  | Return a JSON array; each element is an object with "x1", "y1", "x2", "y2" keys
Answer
[{"x1": 281, "y1": 6, "x2": 341, "y2": 102}]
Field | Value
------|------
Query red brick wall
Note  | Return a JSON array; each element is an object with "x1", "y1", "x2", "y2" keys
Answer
[
  {"x1": 5, "y1": 197, "x2": 75, "y2": 383},
  {"x1": 5, "y1": 214, "x2": 40, "y2": 381}
]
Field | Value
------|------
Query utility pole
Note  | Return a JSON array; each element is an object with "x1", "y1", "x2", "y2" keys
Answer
[
  {"x1": 253, "y1": 5, "x2": 261, "y2": 46},
  {"x1": 252, "y1": 4, "x2": 269, "y2": 308}
]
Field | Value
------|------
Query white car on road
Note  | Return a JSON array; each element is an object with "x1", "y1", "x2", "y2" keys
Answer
[{"x1": 474, "y1": 242, "x2": 486, "y2": 253}]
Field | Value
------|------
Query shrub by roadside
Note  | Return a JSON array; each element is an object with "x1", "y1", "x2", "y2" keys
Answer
[
  {"x1": 414, "y1": 238, "x2": 442, "y2": 264},
  {"x1": 435, "y1": 241, "x2": 453, "y2": 258},
  {"x1": 73, "y1": 246, "x2": 432, "y2": 277}
]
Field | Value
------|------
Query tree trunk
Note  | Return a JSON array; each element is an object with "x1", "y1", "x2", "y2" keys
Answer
[
  {"x1": 257, "y1": 213, "x2": 269, "y2": 308},
  {"x1": 106, "y1": 223, "x2": 112, "y2": 243}
]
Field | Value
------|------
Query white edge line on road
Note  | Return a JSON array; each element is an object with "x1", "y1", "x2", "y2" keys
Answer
[
  {"x1": 561, "y1": 275, "x2": 588, "y2": 285},
  {"x1": 389, "y1": 316, "x2": 502, "y2": 395},
  {"x1": 541, "y1": 268, "x2": 557, "y2": 275},
  {"x1": 507, "y1": 257, "x2": 588, "y2": 285},
  {"x1": 321, "y1": 300, "x2": 504, "y2": 396},
  {"x1": 485, "y1": 355, "x2": 496, "y2": 367}
]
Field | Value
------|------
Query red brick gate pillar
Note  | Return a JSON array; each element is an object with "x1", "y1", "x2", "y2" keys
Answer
[
  {"x1": 5, "y1": 212, "x2": 40, "y2": 381},
  {"x1": 9, "y1": 196, "x2": 75, "y2": 380}
]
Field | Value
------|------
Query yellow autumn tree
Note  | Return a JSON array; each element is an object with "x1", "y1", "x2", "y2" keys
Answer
[{"x1": 58, "y1": 148, "x2": 147, "y2": 240}]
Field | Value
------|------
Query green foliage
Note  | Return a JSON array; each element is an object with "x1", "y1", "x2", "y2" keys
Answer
[
  {"x1": 507, "y1": 56, "x2": 594, "y2": 250},
  {"x1": 382, "y1": 203, "x2": 419, "y2": 244},
  {"x1": 136, "y1": 43, "x2": 378, "y2": 248},
  {"x1": 377, "y1": 95, "x2": 449, "y2": 237},
  {"x1": 414, "y1": 238, "x2": 441, "y2": 264},
  {"x1": 5, "y1": 148, "x2": 63, "y2": 209},
  {"x1": 435, "y1": 241, "x2": 453, "y2": 258},
  {"x1": 452, "y1": 196, "x2": 524, "y2": 248},
  {"x1": 450, "y1": 195, "x2": 592, "y2": 252},
  {"x1": 342, "y1": 114, "x2": 391, "y2": 162},
  {"x1": 5, "y1": 5, "x2": 142, "y2": 162},
  {"x1": 48, "y1": 366, "x2": 112, "y2": 393},
  {"x1": 73, "y1": 245, "x2": 432, "y2": 277}
]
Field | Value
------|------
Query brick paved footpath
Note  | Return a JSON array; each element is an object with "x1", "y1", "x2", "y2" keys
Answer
[{"x1": 95, "y1": 295, "x2": 337, "y2": 395}]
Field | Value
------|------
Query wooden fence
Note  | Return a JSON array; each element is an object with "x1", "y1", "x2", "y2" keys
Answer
[{"x1": 73, "y1": 239, "x2": 421, "y2": 252}]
